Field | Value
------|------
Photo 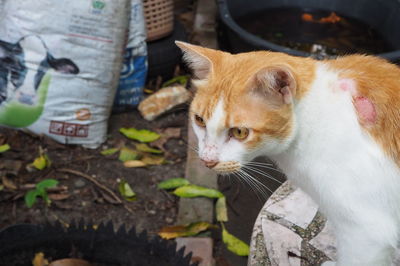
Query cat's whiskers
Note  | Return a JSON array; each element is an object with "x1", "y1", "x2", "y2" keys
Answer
[
  {"x1": 181, "y1": 140, "x2": 199, "y2": 153},
  {"x1": 232, "y1": 171, "x2": 266, "y2": 202},
  {"x1": 236, "y1": 169, "x2": 272, "y2": 200},
  {"x1": 242, "y1": 161, "x2": 283, "y2": 174},
  {"x1": 241, "y1": 165, "x2": 284, "y2": 185}
]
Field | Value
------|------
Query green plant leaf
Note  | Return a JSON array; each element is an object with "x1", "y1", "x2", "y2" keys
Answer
[
  {"x1": 118, "y1": 180, "x2": 136, "y2": 201},
  {"x1": 119, "y1": 128, "x2": 160, "y2": 143},
  {"x1": 36, "y1": 179, "x2": 59, "y2": 191},
  {"x1": 173, "y1": 184, "x2": 224, "y2": 198},
  {"x1": 0, "y1": 185, "x2": 4, "y2": 191},
  {"x1": 158, "y1": 221, "x2": 215, "y2": 240},
  {"x1": 100, "y1": 148, "x2": 119, "y2": 155},
  {"x1": 216, "y1": 197, "x2": 228, "y2": 222},
  {"x1": 118, "y1": 147, "x2": 138, "y2": 162},
  {"x1": 157, "y1": 178, "x2": 190, "y2": 190},
  {"x1": 0, "y1": 144, "x2": 10, "y2": 153},
  {"x1": 25, "y1": 190, "x2": 38, "y2": 208},
  {"x1": 135, "y1": 143, "x2": 163, "y2": 154},
  {"x1": 162, "y1": 75, "x2": 189, "y2": 87},
  {"x1": 222, "y1": 226, "x2": 250, "y2": 256}
]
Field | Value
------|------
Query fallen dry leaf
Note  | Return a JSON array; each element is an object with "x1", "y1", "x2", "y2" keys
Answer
[
  {"x1": 100, "y1": 148, "x2": 119, "y2": 156},
  {"x1": 0, "y1": 143, "x2": 10, "y2": 153},
  {"x1": 135, "y1": 143, "x2": 163, "y2": 154},
  {"x1": 29, "y1": 154, "x2": 51, "y2": 171},
  {"x1": 119, "y1": 128, "x2": 160, "y2": 143},
  {"x1": 48, "y1": 193, "x2": 71, "y2": 201},
  {"x1": 2, "y1": 176, "x2": 17, "y2": 190},
  {"x1": 118, "y1": 147, "x2": 138, "y2": 162},
  {"x1": 158, "y1": 221, "x2": 215, "y2": 240},
  {"x1": 32, "y1": 252, "x2": 49, "y2": 266},
  {"x1": 216, "y1": 197, "x2": 228, "y2": 222},
  {"x1": 49, "y1": 258, "x2": 92, "y2": 266},
  {"x1": 141, "y1": 155, "x2": 166, "y2": 165},
  {"x1": 173, "y1": 185, "x2": 224, "y2": 199},
  {"x1": 118, "y1": 180, "x2": 136, "y2": 201},
  {"x1": 123, "y1": 160, "x2": 147, "y2": 168},
  {"x1": 152, "y1": 128, "x2": 181, "y2": 151},
  {"x1": 222, "y1": 225, "x2": 250, "y2": 256},
  {"x1": 157, "y1": 178, "x2": 190, "y2": 190}
]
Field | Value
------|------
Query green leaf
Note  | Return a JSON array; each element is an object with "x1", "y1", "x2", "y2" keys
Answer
[
  {"x1": 0, "y1": 185, "x2": 4, "y2": 191},
  {"x1": 222, "y1": 226, "x2": 250, "y2": 256},
  {"x1": 118, "y1": 180, "x2": 136, "y2": 201},
  {"x1": 135, "y1": 143, "x2": 163, "y2": 154},
  {"x1": 216, "y1": 197, "x2": 228, "y2": 222},
  {"x1": 162, "y1": 75, "x2": 189, "y2": 87},
  {"x1": 157, "y1": 178, "x2": 190, "y2": 190},
  {"x1": 25, "y1": 190, "x2": 38, "y2": 208},
  {"x1": 118, "y1": 147, "x2": 138, "y2": 162},
  {"x1": 0, "y1": 144, "x2": 10, "y2": 153},
  {"x1": 173, "y1": 185, "x2": 224, "y2": 198},
  {"x1": 119, "y1": 128, "x2": 160, "y2": 143},
  {"x1": 36, "y1": 179, "x2": 59, "y2": 191},
  {"x1": 158, "y1": 221, "x2": 215, "y2": 240},
  {"x1": 100, "y1": 148, "x2": 119, "y2": 155}
]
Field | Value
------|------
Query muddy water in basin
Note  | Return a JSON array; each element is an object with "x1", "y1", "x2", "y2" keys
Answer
[{"x1": 236, "y1": 8, "x2": 394, "y2": 57}]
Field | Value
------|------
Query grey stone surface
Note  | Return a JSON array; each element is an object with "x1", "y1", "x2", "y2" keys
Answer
[
  {"x1": 249, "y1": 181, "x2": 400, "y2": 265},
  {"x1": 309, "y1": 221, "x2": 337, "y2": 260},
  {"x1": 266, "y1": 188, "x2": 318, "y2": 230},
  {"x1": 262, "y1": 219, "x2": 302, "y2": 266},
  {"x1": 176, "y1": 237, "x2": 214, "y2": 266}
]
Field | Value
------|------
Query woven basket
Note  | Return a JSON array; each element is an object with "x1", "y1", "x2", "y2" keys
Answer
[{"x1": 143, "y1": 0, "x2": 174, "y2": 41}]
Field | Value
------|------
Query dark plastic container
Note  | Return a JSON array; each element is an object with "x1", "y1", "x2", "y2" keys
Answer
[{"x1": 217, "y1": 0, "x2": 400, "y2": 62}]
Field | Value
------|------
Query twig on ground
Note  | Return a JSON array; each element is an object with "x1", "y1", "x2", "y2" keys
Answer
[
  {"x1": 19, "y1": 184, "x2": 68, "y2": 193},
  {"x1": 161, "y1": 189, "x2": 175, "y2": 202},
  {"x1": 57, "y1": 168, "x2": 122, "y2": 204}
]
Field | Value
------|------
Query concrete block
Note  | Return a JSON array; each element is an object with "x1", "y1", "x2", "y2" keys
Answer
[{"x1": 176, "y1": 237, "x2": 214, "y2": 266}]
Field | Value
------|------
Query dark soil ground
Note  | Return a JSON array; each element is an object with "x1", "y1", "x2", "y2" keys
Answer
[
  {"x1": 0, "y1": 105, "x2": 285, "y2": 266},
  {"x1": 0, "y1": 110, "x2": 188, "y2": 235}
]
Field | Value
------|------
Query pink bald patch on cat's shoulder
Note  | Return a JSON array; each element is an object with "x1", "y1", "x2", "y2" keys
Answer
[
  {"x1": 354, "y1": 96, "x2": 376, "y2": 125},
  {"x1": 338, "y1": 78, "x2": 357, "y2": 94},
  {"x1": 336, "y1": 78, "x2": 376, "y2": 125}
]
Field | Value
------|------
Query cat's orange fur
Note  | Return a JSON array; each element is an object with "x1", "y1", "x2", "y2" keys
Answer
[{"x1": 183, "y1": 43, "x2": 400, "y2": 165}]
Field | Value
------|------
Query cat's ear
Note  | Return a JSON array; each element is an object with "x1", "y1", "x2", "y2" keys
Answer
[
  {"x1": 175, "y1": 41, "x2": 214, "y2": 80},
  {"x1": 251, "y1": 65, "x2": 297, "y2": 107}
]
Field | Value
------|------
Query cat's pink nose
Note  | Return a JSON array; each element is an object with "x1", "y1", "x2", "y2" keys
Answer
[{"x1": 202, "y1": 160, "x2": 218, "y2": 169}]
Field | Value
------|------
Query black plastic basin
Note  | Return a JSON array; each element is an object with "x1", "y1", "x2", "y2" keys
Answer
[{"x1": 217, "y1": 0, "x2": 400, "y2": 62}]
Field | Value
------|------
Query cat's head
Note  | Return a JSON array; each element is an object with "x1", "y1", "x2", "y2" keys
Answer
[{"x1": 177, "y1": 42, "x2": 311, "y2": 174}]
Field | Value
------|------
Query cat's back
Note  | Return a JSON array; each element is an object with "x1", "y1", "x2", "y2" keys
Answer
[{"x1": 326, "y1": 55, "x2": 400, "y2": 167}]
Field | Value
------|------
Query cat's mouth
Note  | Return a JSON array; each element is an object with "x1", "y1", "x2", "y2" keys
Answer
[{"x1": 213, "y1": 161, "x2": 241, "y2": 174}]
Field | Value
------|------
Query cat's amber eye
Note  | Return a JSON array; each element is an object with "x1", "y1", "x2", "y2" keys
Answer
[
  {"x1": 194, "y1": 114, "x2": 206, "y2": 127},
  {"x1": 230, "y1": 127, "x2": 250, "y2": 140}
]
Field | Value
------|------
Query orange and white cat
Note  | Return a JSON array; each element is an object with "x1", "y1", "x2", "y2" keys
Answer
[{"x1": 176, "y1": 41, "x2": 400, "y2": 266}]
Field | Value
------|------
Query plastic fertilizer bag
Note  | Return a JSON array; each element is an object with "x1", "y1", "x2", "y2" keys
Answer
[
  {"x1": 0, "y1": 0, "x2": 129, "y2": 148},
  {"x1": 113, "y1": 0, "x2": 148, "y2": 111}
]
